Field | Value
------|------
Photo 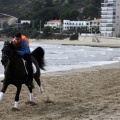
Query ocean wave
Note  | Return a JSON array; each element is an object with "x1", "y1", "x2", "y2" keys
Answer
[
  {"x1": 112, "y1": 57, "x2": 120, "y2": 61},
  {"x1": 46, "y1": 57, "x2": 69, "y2": 60}
]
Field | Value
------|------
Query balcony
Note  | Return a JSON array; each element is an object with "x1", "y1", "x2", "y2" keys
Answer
[
  {"x1": 100, "y1": 23, "x2": 114, "y2": 27},
  {"x1": 101, "y1": 13, "x2": 115, "y2": 15},
  {"x1": 108, "y1": 0, "x2": 116, "y2": 1},
  {"x1": 101, "y1": 10, "x2": 115, "y2": 13},
  {"x1": 101, "y1": 19, "x2": 115, "y2": 23},
  {"x1": 104, "y1": 0, "x2": 116, "y2": 3},
  {"x1": 101, "y1": 15, "x2": 115, "y2": 19},
  {"x1": 101, "y1": 7, "x2": 115, "y2": 11},
  {"x1": 100, "y1": 27, "x2": 115, "y2": 31}
]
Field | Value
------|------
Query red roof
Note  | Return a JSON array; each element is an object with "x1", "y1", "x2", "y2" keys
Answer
[{"x1": 48, "y1": 20, "x2": 60, "y2": 22}]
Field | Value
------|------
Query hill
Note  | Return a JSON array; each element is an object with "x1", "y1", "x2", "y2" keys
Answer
[{"x1": 0, "y1": 0, "x2": 101, "y2": 21}]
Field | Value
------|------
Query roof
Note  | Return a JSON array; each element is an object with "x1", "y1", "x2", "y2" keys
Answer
[
  {"x1": 0, "y1": 13, "x2": 17, "y2": 18},
  {"x1": 0, "y1": 14, "x2": 10, "y2": 18},
  {"x1": 90, "y1": 18, "x2": 101, "y2": 22},
  {"x1": 48, "y1": 20, "x2": 61, "y2": 23}
]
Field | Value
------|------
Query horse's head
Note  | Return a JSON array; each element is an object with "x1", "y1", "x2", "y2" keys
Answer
[{"x1": 1, "y1": 41, "x2": 16, "y2": 66}]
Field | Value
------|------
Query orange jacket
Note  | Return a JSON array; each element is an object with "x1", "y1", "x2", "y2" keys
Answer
[
  {"x1": 21, "y1": 35, "x2": 30, "y2": 47},
  {"x1": 13, "y1": 35, "x2": 30, "y2": 49}
]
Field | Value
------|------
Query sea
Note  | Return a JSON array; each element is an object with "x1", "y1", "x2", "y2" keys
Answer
[{"x1": 0, "y1": 41, "x2": 120, "y2": 77}]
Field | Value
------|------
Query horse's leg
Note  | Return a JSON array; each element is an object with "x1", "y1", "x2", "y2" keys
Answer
[
  {"x1": 14, "y1": 85, "x2": 22, "y2": 108},
  {"x1": 0, "y1": 81, "x2": 9, "y2": 101},
  {"x1": 34, "y1": 76, "x2": 44, "y2": 93},
  {"x1": 27, "y1": 86, "x2": 34, "y2": 102}
]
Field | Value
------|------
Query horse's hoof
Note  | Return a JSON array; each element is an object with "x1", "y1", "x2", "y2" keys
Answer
[
  {"x1": 11, "y1": 107, "x2": 20, "y2": 111},
  {"x1": 25, "y1": 101, "x2": 37, "y2": 106},
  {"x1": 40, "y1": 86, "x2": 44, "y2": 93}
]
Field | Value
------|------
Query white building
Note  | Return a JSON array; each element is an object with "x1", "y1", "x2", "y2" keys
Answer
[
  {"x1": 21, "y1": 20, "x2": 31, "y2": 24},
  {"x1": 90, "y1": 18, "x2": 101, "y2": 27},
  {"x1": 44, "y1": 20, "x2": 61, "y2": 28},
  {"x1": 63, "y1": 19, "x2": 100, "y2": 32},
  {"x1": 100, "y1": 0, "x2": 120, "y2": 37},
  {"x1": 63, "y1": 20, "x2": 91, "y2": 31},
  {"x1": 44, "y1": 19, "x2": 100, "y2": 33}
]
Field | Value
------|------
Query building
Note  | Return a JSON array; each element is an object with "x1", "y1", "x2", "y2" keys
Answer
[
  {"x1": 63, "y1": 19, "x2": 100, "y2": 33},
  {"x1": 21, "y1": 20, "x2": 31, "y2": 24},
  {"x1": 0, "y1": 13, "x2": 18, "y2": 30},
  {"x1": 115, "y1": 0, "x2": 120, "y2": 37},
  {"x1": 100, "y1": 0, "x2": 120, "y2": 37},
  {"x1": 90, "y1": 18, "x2": 101, "y2": 28},
  {"x1": 63, "y1": 20, "x2": 91, "y2": 31},
  {"x1": 44, "y1": 20, "x2": 61, "y2": 28},
  {"x1": 90, "y1": 18, "x2": 101, "y2": 33}
]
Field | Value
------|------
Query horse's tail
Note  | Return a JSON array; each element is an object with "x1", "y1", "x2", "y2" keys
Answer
[{"x1": 32, "y1": 47, "x2": 45, "y2": 70}]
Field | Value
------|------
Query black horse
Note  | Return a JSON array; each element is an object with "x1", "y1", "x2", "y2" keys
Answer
[{"x1": 0, "y1": 41, "x2": 45, "y2": 109}]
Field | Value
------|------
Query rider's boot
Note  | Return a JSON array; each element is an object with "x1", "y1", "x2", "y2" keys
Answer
[{"x1": 27, "y1": 64, "x2": 35, "y2": 89}]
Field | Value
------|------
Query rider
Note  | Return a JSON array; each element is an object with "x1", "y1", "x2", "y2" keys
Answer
[{"x1": 13, "y1": 32, "x2": 34, "y2": 89}]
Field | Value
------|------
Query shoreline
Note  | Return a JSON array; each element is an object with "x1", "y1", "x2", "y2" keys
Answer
[
  {"x1": 0, "y1": 62, "x2": 119, "y2": 80},
  {"x1": 42, "y1": 62, "x2": 120, "y2": 76},
  {"x1": 30, "y1": 36, "x2": 120, "y2": 48}
]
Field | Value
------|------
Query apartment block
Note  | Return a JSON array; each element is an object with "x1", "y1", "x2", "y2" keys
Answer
[
  {"x1": 115, "y1": 0, "x2": 120, "y2": 36},
  {"x1": 100, "y1": 0, "x2": 120, "y2": 37}
]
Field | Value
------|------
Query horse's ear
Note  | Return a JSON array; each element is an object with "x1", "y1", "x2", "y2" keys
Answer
[{"x1": 4, "y1": 41, "x2": 9, "y2": 45}]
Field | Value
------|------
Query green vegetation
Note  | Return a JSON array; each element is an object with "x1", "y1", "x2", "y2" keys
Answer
[
  {"x1": 0, "y1": 0, "x2": 101, "y2": 21},
  {"x1": 0, "y1": 0, "x2": 101, "y2": 39}
]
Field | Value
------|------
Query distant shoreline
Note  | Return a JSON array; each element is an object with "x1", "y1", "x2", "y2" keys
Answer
[{"x1": 30, "y1": 36, "x2": 120, "y2": 48}]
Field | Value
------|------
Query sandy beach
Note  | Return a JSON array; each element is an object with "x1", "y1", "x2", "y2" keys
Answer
[
  {"x1": 1, "y1": 63, "x2": 120, "y2": 120},
  {"x1": 31, "y1": 36, "x2": 120, "y2": 48},
  {"x1": 1, "y1": 38, "x2": 120, "y2": 120}
]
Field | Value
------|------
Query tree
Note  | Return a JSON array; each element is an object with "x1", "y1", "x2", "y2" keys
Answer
[
  {"x1": 43, "y1": 26, "x2": 52, "y2": 37},
  {"x1": 68, "y1": 0, "x2": 74, "y2": 4},
  {"x1": 60, "y1": 8, "x2": 79, "y2": 20},
  {"x1": 44, "y1": 0, "x2": 54, "y2": 7},
  {"x1": 82, "y1": 5, "x2": 100, "y2": 19}
]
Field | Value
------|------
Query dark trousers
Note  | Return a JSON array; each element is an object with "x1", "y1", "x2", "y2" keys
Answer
[{"x1": 22, "y1": 54, "x2": 33, "y2": 82}]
